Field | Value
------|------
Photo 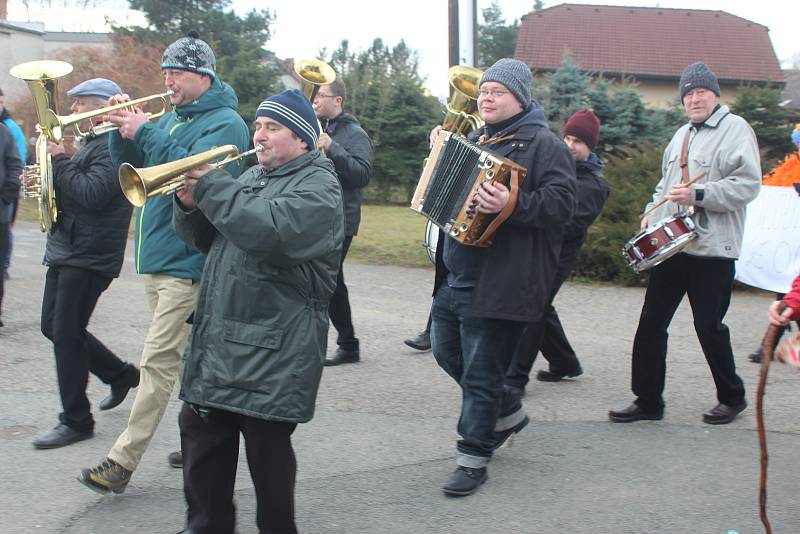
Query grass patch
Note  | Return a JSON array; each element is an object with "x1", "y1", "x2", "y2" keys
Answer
[
  {"x1": 349, "y1": 205, "x2": 433, "y2": 269},
  {"x1": 18, "y1": 199, "x2": 434, "y2": 269}
]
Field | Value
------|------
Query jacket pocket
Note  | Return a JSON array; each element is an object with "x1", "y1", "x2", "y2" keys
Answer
[{"x1": 213, "y1": 318, "x2": 284, "y2": 391}]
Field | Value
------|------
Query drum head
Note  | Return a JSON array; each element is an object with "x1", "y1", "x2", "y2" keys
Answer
[{"x1": 424, "y1": 220, "x2": 440, "y2": 264}]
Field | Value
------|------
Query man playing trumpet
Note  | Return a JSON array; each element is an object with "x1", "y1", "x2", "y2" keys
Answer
[{"x1": 78, "y1": 32, "x2": 250, "y2": 494}]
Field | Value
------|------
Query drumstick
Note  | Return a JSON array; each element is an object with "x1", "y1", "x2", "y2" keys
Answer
[{"x1": 640, "y1": 171, "x2": 707, "y2": 219}]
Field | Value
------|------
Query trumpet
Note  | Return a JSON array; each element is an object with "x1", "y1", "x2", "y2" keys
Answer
[
  {"x1": 119, "y1": 144, "x2": 264, "y2": 207},
  {"x1": 10, "y1": 60, "x2": 171, "y2": 142}
]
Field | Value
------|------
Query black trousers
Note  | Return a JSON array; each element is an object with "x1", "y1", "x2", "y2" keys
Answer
[
  {"x1": 40, "y1": 265, "x2": 133, "y2": 432},
  {"x1": 631, "y1": 254, "x2": 745, "y2": 412},
  {"x1": 180, "y1": 403, "x2": 298, "y2": 534},
  {"x1": 329, "y1": 235, "x2": 358, "y2": 350},
  {"x1": 0, "y1": 221, "x2": 7, "y2": 318}
]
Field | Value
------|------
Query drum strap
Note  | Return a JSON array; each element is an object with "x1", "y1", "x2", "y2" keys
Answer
[{"x1": 679, "y1": 127, "x2": 692, "y2": 184}]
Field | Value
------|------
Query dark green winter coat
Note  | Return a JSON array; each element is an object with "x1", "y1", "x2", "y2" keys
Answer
[{"x1": 174, "y1": 150, "x2": 344, "y2": 422}]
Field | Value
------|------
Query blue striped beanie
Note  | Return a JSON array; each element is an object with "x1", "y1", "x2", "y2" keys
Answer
[{"x1": 255, "y1": 90, "x2": 319, "y2": 150}]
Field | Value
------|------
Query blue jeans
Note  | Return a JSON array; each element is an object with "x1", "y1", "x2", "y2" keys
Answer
[{"x1": 431, "y1": 285, "x2": 526, "y2": 467}]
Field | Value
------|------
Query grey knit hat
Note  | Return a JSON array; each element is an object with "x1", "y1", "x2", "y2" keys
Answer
[
  {"x1": 161, "y1": 31, "x2": 216, "y2": 79},
  {"x1": 480, "y1": 58, "x2": 532, "y2": 106},
  {"x1": 679, "y1": 62, "x2": 720, "y2": 100}
]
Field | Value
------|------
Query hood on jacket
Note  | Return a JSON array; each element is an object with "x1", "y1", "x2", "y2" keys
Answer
[
  {"x1": 577, "y1": 152, "x2": 604, "y2": 176},
  {"x1": 174, "y1": 77, "x2": 240, "y2": 118},
  {"x1": 482, "y1": 101, "x2": 549, "y2": 141}
]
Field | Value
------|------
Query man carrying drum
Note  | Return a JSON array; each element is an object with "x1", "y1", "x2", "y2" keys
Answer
[{"x1": 609, "y1": 62, "x2": 761, "y2": 425}]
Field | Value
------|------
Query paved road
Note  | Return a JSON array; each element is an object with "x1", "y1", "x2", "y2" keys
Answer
[{"x1": 1, "y1": 221, "x2": 798, "y2": 533}]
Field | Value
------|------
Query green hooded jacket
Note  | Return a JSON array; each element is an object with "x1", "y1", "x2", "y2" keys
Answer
[
  {"x1": 108, "y1": 78, "x2": 250, "y2": 279},
  {"x1": 174, "y1": 151, "x2": 344, "y2": 422}
]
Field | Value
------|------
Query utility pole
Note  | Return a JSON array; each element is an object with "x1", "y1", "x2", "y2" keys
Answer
[{"x1": 448, "y1": 0, "x2": 477, "y2": 67}]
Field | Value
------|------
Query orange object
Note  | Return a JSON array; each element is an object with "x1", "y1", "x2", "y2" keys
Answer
[{"x1": 762, "y1": 152, "x2": 800, "y2": 187}]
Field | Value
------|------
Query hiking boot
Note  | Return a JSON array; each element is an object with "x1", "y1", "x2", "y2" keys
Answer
[
  {"x1": 442, "y1": 466, "x2": 488, "y2": 496},
  {"x1": 78, "y1": 458, "x2": 132, "y2": 494}
]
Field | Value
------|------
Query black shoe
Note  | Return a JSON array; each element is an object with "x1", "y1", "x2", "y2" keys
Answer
[
  {"x1": 325, "y1": 347, "x2": 360, "y2": 366},
  {"x1": 608, "y1": 403, "x2": 664, "y2": 423},
  {"x1": 702, "y1": 401, "x2": 747, "y2": 425},
  {"x1": 492, "y1": 414, "x2": 530, "y2": 450},
  {"x1": 404, "y1": 330, "x2": 431, "y2": 351},
  {"x1": 442, "y1": 466, "x2": 488, "y2": 496},
  {"x1": 536, "y1": 364, "x2": 583, "y2": 382},
  {"x1": 168, "y1": 450, "x2": 183, "y2": 468},
  {"x1": 33, "y1": 424, "x2": 94, "y2": 449},
  {"x1": 99, "y1": 366, "x2": 140, "y2": 411}
]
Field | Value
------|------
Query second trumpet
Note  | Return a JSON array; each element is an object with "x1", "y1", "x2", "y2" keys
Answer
[{"x1": 119, "y1": 144, "x2": 263, "y2": 207}]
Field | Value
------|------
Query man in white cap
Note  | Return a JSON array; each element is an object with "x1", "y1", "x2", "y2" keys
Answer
[
  {"x1": 609, "y1": 62, "x2": 761, "y2": 425},
  {"x1": 428, "y1": 58, "x2": 576, "y2": 496},
  {"x1": 33, "y1": 78, "x2": 140, "y2": 450},
  {"x1": 173, "y1": 88, "x2": 343, "y2": 534}
]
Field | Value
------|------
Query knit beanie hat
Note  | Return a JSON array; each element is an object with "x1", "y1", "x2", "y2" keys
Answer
[
  {"x1": 480, "y1": 58, "x2": 533, "y2": 106},
  {"x1": 679, "y1": 62, "x2": 720, "y2": 100},
  {"x1": 564, "y1": 109, "x2": 601, "y2": 150},
  {"x1": 255, "y1": 89, "x2": 320, "y2": 150},
  {"x1": 161, "y1": 31, "x2": 216, "y2": 79}
]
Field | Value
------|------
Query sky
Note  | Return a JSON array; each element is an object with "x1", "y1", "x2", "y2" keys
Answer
[{"x1": 7, "y1": 0, "x2": 800, "y2": 97}]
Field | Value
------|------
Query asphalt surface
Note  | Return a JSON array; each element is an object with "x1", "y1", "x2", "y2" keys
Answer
[{"x1": 1, "y1": 221, "x2": 798, "y2": 534}]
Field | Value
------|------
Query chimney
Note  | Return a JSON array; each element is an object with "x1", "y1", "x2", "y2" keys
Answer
[{"x1": 0, "y1": 0, "x2": 7, "y2": 21}]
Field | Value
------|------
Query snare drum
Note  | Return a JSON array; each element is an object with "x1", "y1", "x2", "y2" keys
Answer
[
  {"x1": 623, "y1": 213, "x2": 697, "y2": 273},
  {"x1": 423, "y1": 219, "x2": 440, "y2": 264}
]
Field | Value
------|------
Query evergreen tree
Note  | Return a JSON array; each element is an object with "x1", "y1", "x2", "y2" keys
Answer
[
  {"x1": 118, "y1": 0, "x2": 282, "y2": 122},
  {"x1": 477, "y1": 1, "x2": 519, "y2": 67},
  {"x1": 730, "y1": 86, "x2": 795, "y2": 170}
]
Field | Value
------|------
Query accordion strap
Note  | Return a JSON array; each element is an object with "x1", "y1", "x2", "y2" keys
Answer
[{"x1": 474, "y1": 167, "x2": 522, "y2": 247}]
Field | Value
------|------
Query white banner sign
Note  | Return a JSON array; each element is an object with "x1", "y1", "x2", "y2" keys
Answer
[{"x1": 736, "y1": 185, "x2": 800, "y2": 293}]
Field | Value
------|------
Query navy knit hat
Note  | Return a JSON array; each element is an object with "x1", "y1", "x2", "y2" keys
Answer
[
  {"x1": 255, "y1": 90, "x2": 320, "y2": 150},
  {"x1": 564, "y1": 109, "x2": 601, "y2": 150},
  {"x1": 480, "y1": 58, "x2": 532, "y2": 106},
  {"x1": 679, "y1": 62, "x2": 720, "y2": 100},
  {"x1": 161, "y1": 31, "x2": 216, "y2": 79}
]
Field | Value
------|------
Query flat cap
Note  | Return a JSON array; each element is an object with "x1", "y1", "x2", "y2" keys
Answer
[{"x1": 67, "y1": 78, "x2": 122, "y2": 99}]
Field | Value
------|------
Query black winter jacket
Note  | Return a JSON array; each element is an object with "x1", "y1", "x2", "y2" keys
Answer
[
  {"x1": 44, "y1": 133, "x2": 132, "y2": 277},
  {"x1": 323, "y1": 112, "x2": 371, "y2": 236},
  {"x1": 0, "y1": 124, "x2": 22, "y2": 221},
  {"x1": 556, "y1": 153, "x2": 609, "y2": 282},
  {"x1": 434, "y1": 106, "x2": 577, "y2": 322}
]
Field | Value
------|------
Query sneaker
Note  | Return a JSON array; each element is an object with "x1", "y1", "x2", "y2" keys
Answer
[
  {"x1": 77, "y1": 458, "x2": 132, "y2": 494},
  {"x1": 168, "y1": 450, "x2": 183, "y2": 468},
  {"x1": 404, "y1": 330, "x2": 432, "y2": 351},
  {"x1": 442, "y1": 465, "x2": 488, "y2": 496}
]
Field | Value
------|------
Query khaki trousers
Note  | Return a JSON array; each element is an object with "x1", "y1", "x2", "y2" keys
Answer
[{"x1": 108, "y1": 274, "x2": 198, "y2": 471}]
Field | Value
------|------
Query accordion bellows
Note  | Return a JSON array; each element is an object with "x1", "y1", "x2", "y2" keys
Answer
[{"x1": 411, "y1": 131, "x2": 527, "y2": 247}]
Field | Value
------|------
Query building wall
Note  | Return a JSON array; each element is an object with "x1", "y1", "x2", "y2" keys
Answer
[
  {"x1": 0, "y1": 29, "x2": 45, "y2": 100},
  {"x1": 637, "y1": 79, "x2": 744, "y2": 109}
]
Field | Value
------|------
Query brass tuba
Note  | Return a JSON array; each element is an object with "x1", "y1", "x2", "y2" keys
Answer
[
  {"x1": 442, "y1": 65, "x2": 484, "y2": 136},
  {"x1": 19, "y1": 134, "x2": 57, "y2": 232},
  {"x1": 293, "y1": 59, "x2": 337, "y2": 102},
  {"x1": 119, "y1": 144, "x2": 263, "y2": 207}
]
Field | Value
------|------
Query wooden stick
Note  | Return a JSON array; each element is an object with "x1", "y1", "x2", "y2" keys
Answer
[{"x1": 640, "y1": 171, "x2": 707, "y2": 219}]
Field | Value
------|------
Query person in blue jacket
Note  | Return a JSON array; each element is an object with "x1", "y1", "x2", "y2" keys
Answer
[
  {"x1": 0, "y1": 89, "x2": 27, "y2": 280},
  {"x1": 78, "y1": 33, "x2": 250, "y2": 494}
]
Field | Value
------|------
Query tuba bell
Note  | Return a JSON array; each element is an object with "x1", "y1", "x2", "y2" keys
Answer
[
  {"x1": 293, "y1": 59, "x2": 337, "y2": 103},
  {"x1": 442, "y1": 65, "x2": 484, "y2": 137}
]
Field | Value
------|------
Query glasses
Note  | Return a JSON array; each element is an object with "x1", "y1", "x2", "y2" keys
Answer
[
  {"x1": 315, "y1": 93, "x2": 338, "y2": 99},
  {"x1": 477, "y1": 88, "x2": 509, "y2": 98}
]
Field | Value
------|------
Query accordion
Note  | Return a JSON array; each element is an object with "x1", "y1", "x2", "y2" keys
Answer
[{"x1": 411, "y1": 130, "x2": 527, "y2": 247}]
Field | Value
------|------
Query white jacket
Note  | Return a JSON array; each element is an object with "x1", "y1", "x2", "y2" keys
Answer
[{"x1": 645, "y1": 105, "x2": 761, "y2": 259}]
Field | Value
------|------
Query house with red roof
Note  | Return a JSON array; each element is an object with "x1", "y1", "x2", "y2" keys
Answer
[{"x1": 514, "y1": 3, "x2": 785, "y2": 108}]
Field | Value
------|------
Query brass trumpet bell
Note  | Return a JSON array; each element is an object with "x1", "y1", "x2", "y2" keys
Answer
[
  {"x1": 442, "y1": 65, "x2": 484, "y2": 137},
  {"x1": 294, "y1": 59, "x2": 337, "y2": 102},
  {"x1": 10, "y1": 60, "x2": 170, "y2": 142}
]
